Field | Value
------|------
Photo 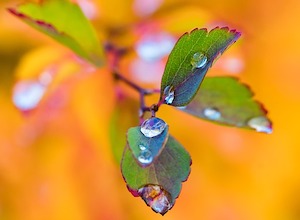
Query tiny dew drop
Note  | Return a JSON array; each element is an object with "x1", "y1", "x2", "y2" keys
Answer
[
  {"x1": 177, "y1": 106, "x2": 187, "y2": 110},
  {"x1": 138, "y1": 149, "x2": 153, "y2": 166},
  {"x1": 247, "y1": 116, "x2": 272, "y2": 134},
  {"x1": 140, "y1": 117, "x2": 167, "y2": 138},
  {"x1": 203, "y1": 107, "x2": 221, "y2": 120},
  {"x1": 139, "y1": 144, "x2": 147, "y2": 151},
  {"x1": 163, "y1": 85, "x2": 175, "y2": 104},
  {"x1": 191, "y1": 52, "x2": 208, "y2": 69},
  {"x1": 138, "y1": 184, "x2": 173, "y2": 215}
]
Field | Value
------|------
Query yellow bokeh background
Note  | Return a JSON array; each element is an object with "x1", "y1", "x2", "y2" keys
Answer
[{"x1": 1, "y1": 0, "x2": 300, "y2": 219}]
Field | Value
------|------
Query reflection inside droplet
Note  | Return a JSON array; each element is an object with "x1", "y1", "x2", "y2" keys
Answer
[
  {"x1": 247, "y1": 116, "x2": 272, "y2": 134},
  {"x1": 163, "y1": 85, "x2": 175, "y2": 104},
  {"x1": 203, "y1": 107, "x2": 221, "y2": 120},
  {"x1": 138, "y1": 184, "x2": 173, "y2": 215},
  {"x1": 12, "y1": 80, "x2": 46, "y2": 111},
  {"x1": 191, "y1": 52, "x2": 208, "y2": 69},
  {"x1": 140, "y1": 117, "x2": 167, "y2": 138},
  {"x1": 138, "y1": 149, "x2": 153, "y2": 166}
]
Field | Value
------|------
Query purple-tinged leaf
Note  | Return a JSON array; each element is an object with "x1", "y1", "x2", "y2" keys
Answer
[
  {"x1": 180, "y1": 76, "x2": 272, "y2": 133},
  {"x1": 121, "y1": 135, "x2": 191, "y2": 215},
  {"x1": 160, "y1": 27, "x2": 241, "y2": 106},
  {"x1": 8, "y1": 0, "x2": 104, "y2": 66}
]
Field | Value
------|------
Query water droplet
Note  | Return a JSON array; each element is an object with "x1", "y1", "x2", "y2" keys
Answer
[
  {"x1": 12, "y1": 80, "x2": 46, "y2": 111},
  {"x1": 163, "y1": 86, "x2": 174, "y2": 104},
  {"x1": 247, "y1": 116, "x2": 272, "y2": 134},
  {"x1": 139, "y1": 144, "x2": 147, "y2": 151},
  {"x1": 138, "y1": 184, "x2": 173, "y2": 215},
  {"x1": 140, "y1": 117, "x2": 167, "y2": 138},
  {"x1": 177, "y1": 106, "x2": 187, "y2": 110},
  {"x1": 151, "y1": 191, "x2": 172, "y2": 215},
  {"x1": 203, "y1": 107, "x2": 221, "y2": 120},
  {"x1": 138, "y1": 149, "x2": 153, "y2": 166},
  {"x1": 191, "y1": 52, "x2": 208, "y2": 69}
]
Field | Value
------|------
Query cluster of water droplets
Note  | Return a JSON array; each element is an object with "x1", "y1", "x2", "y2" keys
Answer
[
  {"x1": 137, "y1": 144, "x2": 153, "y2": 166},
  {"x1": 191, "y1": 52, "x2": 208, "y2": 69},
  {"x1": 138, "y1": 184, "x2": 173, "y2": 215},
  {"x1": 163, "y1": 85, "x2": 175, "y2": 104},
  {"x1": 247, "y1": 116, "x2": 272, "y2": 134},
  {"x1": 137, "y1": 117, "x2": 167, "y2": 166},
  {"x1": 203, "y1": 107, "x2": 221, "y2": 120},
  {"x1": 140, "y1": 117, "x2": 167, "y2": 138}
]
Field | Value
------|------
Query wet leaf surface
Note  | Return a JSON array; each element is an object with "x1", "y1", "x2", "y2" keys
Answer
[
  {"x1": 160, "y1": 27, "x2": 241, "y2": 106},
  {"x1": 8, "y1": 0, "x2": 104, "y2": 66},
  {"x1": 121, "y1": 135, "x2": 191, "y2": 215},
  {"x1": 181, "y1": 76, "x2": 272, "y2": 133}
]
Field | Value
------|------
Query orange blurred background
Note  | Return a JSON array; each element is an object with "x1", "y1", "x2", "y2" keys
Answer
[{"x1": 1, "y1": 0, "x2": 300, "y2": 219}]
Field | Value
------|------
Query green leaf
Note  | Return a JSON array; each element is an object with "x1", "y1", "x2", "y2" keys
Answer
[
  {"x1": 127, "y1": 124, "x2": 169, "y2": 167},
  {"x1": 181, "y1": 76, "x2": 272, "y2": 133},
  {"x1": 121, "y1": 135, "x2": 191, "y2": 215},
  {"x1": 8, "y1": 0, "x2": 104, "y2": 66},
  {"x1": 160, "y1": 27, "x2": 241, "y2": 106},
  {"x1": 109, "y1": 96, "x2": 139, "y2": 163}
]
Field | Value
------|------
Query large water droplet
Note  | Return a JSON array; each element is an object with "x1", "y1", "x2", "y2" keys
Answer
[
  {"x1": 138, "y1": 149, "x2": 153, "y2": 166},
  {"x1": 12, "y1": 80, "x2": 46, "y2": 111},
  {"x1": 140, "y1": 117, "x2": 167, "y2": 138},
  {"x1": 191, "y1": 52, "x2": 208, "y2": 69},
  {"x1": 247, "y1": 116, "x2": 272, "y2": 134},
  {"x1": 163, "y1": 85, "x2": 174, "y2": 104},
  {"x1": 138, "y1": 184, "x2": 173, "y2": 215},
  {"x1": 203, "y1": 107, "x2": 221, "y2": 120}
]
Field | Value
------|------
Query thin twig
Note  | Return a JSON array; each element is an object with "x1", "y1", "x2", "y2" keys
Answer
[{"x1": 107, "y1": 42, "x2": 162, "y2": 122}]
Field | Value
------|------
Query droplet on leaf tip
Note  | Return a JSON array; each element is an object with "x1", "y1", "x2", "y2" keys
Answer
[
  {"x1": 163, "y1": 85, "x2": 175, "y2": 104},
  {"x1": 203, "y1": 107, "x2": 221, "y2": 120},
  {"x1": 247, "y1": 116, "x2": 272, "y2": 134},
  {"x1": 140, "y1": 117, "x2": 167, "y2": 138},
  {"x1": 191, "y1": 52, "x2": 207, "y2": 69},
  {"x1": 138, "y1": 184, "x2": 173, "y2": 215}
]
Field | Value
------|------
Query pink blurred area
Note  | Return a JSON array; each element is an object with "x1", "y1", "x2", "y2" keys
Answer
[{"x1": 1, "y1": 0, "x2": 300, "y2": 219}]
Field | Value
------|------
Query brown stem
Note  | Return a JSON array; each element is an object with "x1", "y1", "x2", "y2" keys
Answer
[{"x1": 107, "y1": 42, "x2": 162, "y2": 122}]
